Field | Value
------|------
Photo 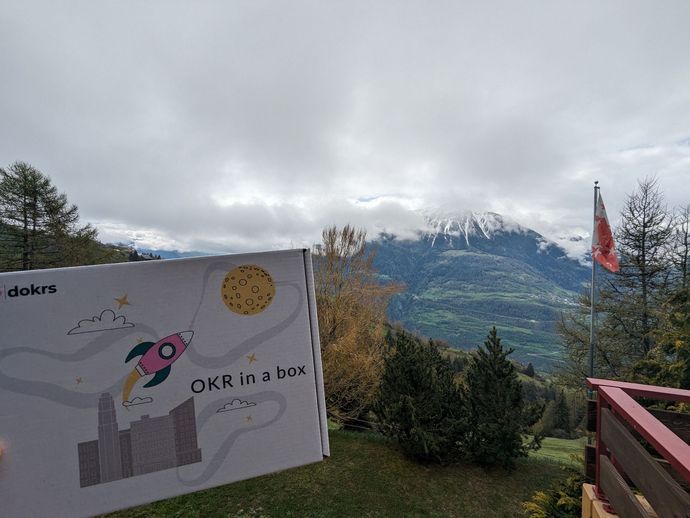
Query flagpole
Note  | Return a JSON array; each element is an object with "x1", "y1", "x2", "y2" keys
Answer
[{"x1": 589, "y1": 181, "x2": 599, "y2": 381}]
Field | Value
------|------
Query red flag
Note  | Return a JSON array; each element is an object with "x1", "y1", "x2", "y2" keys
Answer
[{"x1": 592, "y1": 192, "x2": 619, "y2": 272}]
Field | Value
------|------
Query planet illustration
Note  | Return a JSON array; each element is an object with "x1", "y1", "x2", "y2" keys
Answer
[{"x1": 221, "y1": 264, "x2": 275, "y2": 315}]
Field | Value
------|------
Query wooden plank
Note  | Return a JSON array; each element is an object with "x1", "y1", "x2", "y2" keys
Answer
[
  {"x1": 588, "y1": 399, "x2": 598, "y2": 432},
  {"x1": 592, "y1": 499, "x2": 618, "y2": 518},
  {"x1": 622, "y1": 420, "x2": 690, "y2": 491},
  {"x1": 599, "y1": 386, "x2": 690, "y2": 483},
  {"x1": 599, "y1": 454, "x2": 649, "y2": 518},
  {"x1": 601, "y1": 407, "x2": 690, "y2": 517},
  {"x1": 650, "y1": 408, "x2": 690, "y2": 445},
  {"x1": 587, "y1": 378, "x2": 690, "y2": 404},
  {"x1": 656, "y1": 457, "x2": 690, "y2": 493},
  {"x1": 618, "y1": 430, "x2": 690, "y2": 491},
  {"x1": 586, "y1": 444, "x2": 597, "y2": 480},
  {"x1": 635, "y1": 495, "x2": 659, "y2": 518},
  {"x1": 582, "y1": 483, "x2": 597, "y2": 518}
]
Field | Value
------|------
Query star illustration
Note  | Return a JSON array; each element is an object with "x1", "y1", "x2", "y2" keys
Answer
[
  {"x1": 115, "y1": 294, "x2": 130, "y2": 309},
  {"x1": 76, "y1": 377, "x2": 83, "y2": 385},
  {"x1": 245, "y1": 415, "x2": 253, "y2": 423},
  {"x1": 247, "y1": 353, "x2": 257, "y2": 364}
]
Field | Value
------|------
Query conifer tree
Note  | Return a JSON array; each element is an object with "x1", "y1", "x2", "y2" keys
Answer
[
  {"x1": 671, "y1": 205, "x2": 690, "y2": 289},
  {"x1": 462, "y1": 327, "x2": 536, "y2": 469},
  {"x1": 553, "y1": 391, "x2": 571, "y2": 436},
  {"x1": 375, "y1": 331, "x2": 464, "y2": 463},
  {"x1": 0, "y1": 161, "x2": 98, "y2": 271},
  {"x1": 613, "y1": 177, "x2": 673, "y2": 357},
  {"x1": 524, "y1": 362, "x2": 535, "y2": 378},
  {"x1": 559, "y1": 178, "x2": 678, "y2": 383}
]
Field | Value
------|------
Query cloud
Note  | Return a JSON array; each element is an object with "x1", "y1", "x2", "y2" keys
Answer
[
  {"x1": 67, "y1": 309, "x2": 135, "y2": 335},
  {"x1": 2, "y1": 2, "x2": 690, "y2": 255},
  {"x1": 122, "y1": 396, "x2": 153, "y2": 407},
  {"x1": 216, "y1": 399, "x2": 256, "y2": 413}
]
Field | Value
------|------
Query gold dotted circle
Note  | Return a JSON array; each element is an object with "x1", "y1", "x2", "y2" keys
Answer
[{"x1": 221, "y1": 265, "x2": 275, "y2": 315}]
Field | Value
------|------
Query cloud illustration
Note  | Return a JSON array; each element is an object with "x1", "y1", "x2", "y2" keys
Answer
[
  {"x1": 217, "y1": 399, "x2": 256, "y2": 413},
  {"x1": 67, "y1": 309, "x2": 135, "y2": 335},
  {"x1": 122, "y1": 396, "x2": 154, "y2": 407}
]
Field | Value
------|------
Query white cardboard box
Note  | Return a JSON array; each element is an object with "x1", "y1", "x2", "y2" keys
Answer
[{"x1": 0, "y1": 249, "x2": 329, "y2": 517}]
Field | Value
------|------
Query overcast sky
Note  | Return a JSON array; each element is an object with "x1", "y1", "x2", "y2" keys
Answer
[{"x1": 2, "y1": 1, "x2": 689, "y2": 257}]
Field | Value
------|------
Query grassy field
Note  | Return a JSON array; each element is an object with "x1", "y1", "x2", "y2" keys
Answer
[
  {"x1": 530, "y1": 436, "x2": 586, "y2": 467},
  {"x1": 104, "y1": 430, "x2": 574, "y2": 518}
]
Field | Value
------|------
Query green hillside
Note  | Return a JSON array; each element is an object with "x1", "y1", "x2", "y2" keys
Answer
[
  {"x1": 0, "y1": 220, "x2": 139, "y2": 271},
  {"x1": 104, "y1": 430, "x2": 571, "y2": 518},
  {"x1": 374, "y1": 227, "x2": 587, "y2": 370}
]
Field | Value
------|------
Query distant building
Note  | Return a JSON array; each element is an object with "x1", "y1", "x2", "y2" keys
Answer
[{"x1": 77, "y1": 393, "x2": 201, "y2": 487}]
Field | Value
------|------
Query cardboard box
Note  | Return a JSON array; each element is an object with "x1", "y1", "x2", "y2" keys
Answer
[{"x1": 0, "y1": 250, "x2": 328, "y2": 517}]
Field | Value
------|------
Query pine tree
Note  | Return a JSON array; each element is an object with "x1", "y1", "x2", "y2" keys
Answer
[
  {"x1": 375, "y1": 331, "x2": 464, "y2": 463},
  {"x1": 524, "y1": 362, "x2": 535, "y2": 378},
  {"x1": 553, "y1": 391, "x2": 571, "y2": 436},
  {"x1": 462, "y1": 327, "x2": 535, "y2": 469}
]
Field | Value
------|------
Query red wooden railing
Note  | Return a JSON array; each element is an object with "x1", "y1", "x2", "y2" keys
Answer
[{"x1": 587, "y1": 378, "x2": 690, "y2": 517}]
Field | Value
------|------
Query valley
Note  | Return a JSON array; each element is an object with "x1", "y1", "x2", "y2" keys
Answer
[{"x1": 373, "y1": 212, "x2": 589, "y2": 370}]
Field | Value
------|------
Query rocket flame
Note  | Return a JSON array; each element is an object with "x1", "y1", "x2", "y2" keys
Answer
[{"x1": 121, "y1": 369, "x2": 142, "y2": 405}]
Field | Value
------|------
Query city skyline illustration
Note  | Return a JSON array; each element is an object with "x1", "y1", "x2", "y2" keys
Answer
[{"x1": 77, "y1": 393, "x2": 202, "y2": 487}]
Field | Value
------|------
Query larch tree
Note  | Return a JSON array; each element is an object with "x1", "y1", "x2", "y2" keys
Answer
[
  {"x1": 640, "y1": 204, "x2": 690, "y2": 389},
  {"x1": 559, "y1": 177, "x2": 676, "y2": 383},
  {"x1": 313, "y1": 224, "x2": 401, "y2": 423},
  {"x1": 671, "y1": 204, "x2": 690, "y2": 289},
  {"x1": 0, "y1": 161, "x2": 98, "y2": 272},
  {"x1": 613, "y1": 177, "x2": 673, "y2": 357}
]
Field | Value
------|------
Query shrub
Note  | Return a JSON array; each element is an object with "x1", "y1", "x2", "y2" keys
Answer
[
  {"x1": 522, "y1": 467, "x2": 583, "y2": 517},
  {"x1": 374, "y1": 331, "x2": 464, "y2": 463}
]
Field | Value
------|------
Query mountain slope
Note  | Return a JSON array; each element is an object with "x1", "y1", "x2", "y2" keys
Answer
[{"x1": 373, "y1": 211, "x2": 588, "y2": 370}]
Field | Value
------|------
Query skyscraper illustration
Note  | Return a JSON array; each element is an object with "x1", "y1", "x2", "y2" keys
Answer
[
  {"x1": 98, "y1": 393, "x2": 123, "y2": 482},
  {"x1": 77, "y1": 394, "x2": 202, "y2": 487}
]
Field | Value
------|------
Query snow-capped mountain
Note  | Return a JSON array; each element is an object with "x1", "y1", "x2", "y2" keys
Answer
[
  {"x1": 372, "y1": 209, "x2": 589, "y2": 369},
  {"x1": 418, "y1": 208, "x2": 589, "y2": 264},
  {"x1": 422, "y1": 209, "x2": 526, "y2": 247}
]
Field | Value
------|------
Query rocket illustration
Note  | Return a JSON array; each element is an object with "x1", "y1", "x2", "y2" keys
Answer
[{"x1": 121, "y1": 331, "x2": 193, "y2": 404}]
